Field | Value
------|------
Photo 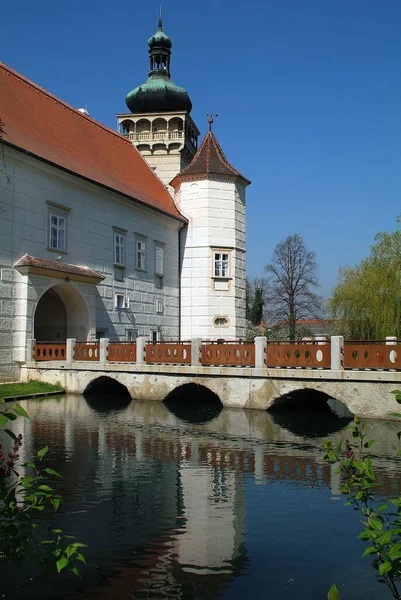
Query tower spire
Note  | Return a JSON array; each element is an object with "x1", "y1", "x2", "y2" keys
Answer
[{"x1": 158, "y1": 6, "x2": 163, "y2": 30}]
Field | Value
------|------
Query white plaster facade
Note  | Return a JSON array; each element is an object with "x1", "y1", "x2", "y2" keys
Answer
[
  {"x1": 173, "y1": 176, "x2": 247, "y2": 340},
  {"x1": 0, "y1": 146, "x2": 181, "y2": 381}
]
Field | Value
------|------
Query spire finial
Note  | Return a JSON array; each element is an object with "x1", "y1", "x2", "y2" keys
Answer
[
  {"x1": 158, "y1": 6, "x2": 163, "y2": 29},
  {"x1": 207, "y1": 113, "x2": 219, "y2": 131}
]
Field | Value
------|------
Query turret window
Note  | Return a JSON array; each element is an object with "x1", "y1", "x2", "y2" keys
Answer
[{"x1": 213, "y1": 252, "x2": 229, "y2": 278}]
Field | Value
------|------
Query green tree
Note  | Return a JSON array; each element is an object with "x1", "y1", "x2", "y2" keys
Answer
[
  {"x1": 265, "y1": 234, "x2": 323, "y2": 340},
  {"x1": 329, "y1": 228, "x2": 401, "y2": 339}
]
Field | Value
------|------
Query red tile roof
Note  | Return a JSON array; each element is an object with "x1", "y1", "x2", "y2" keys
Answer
[
  {"x1": 14, "y1": 254, "x2": 105, "y2": 281},
  {"x1": 170, "y1": 130, "x2": 250, "y2": 187},
  {"x1": 0, "y1": 62, "x2": 184, "y2": 221}
]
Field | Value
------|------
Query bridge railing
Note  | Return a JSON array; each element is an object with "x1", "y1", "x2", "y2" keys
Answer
[
  {"x1": 33, "y1": 342, "x2": 67, "y2": 361},
  {"x1": 28, "y1": 336, "x2": 401, "y2": 372},
  {"x1": 74, "y1": 342, "x2": 100, "y2": 362},
  {"x1": 145, "y1": 341, "x2": 191, "y2": 365},
  {"x1": 108, "y1": 342, "x2": 137, "y2": 363},
  {"x1": 344, "y1": 340, "x2": 401, "y2": 370},
  {"x1": 265, "y1": 340, "x2": 331, "y2": 369},
  {"x1": 201, "y1": 341, "x2": 255, "y2": 367}
]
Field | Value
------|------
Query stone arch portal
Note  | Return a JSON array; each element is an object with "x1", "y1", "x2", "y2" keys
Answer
[{"x1": 34, "y1": 283, "x2": 89, "y2": 342}]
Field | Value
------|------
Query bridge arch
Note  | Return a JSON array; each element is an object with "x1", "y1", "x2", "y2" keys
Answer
[
  {"x1": 84, "y1": 376, "x2": 131, "y2": 398},
  {"x1": 163, "y1": 383, "x2": 223, "y2": 424}
]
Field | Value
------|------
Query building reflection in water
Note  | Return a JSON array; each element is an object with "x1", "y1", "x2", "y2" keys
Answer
[{"x1": 6, "y1": 394, "x2": 401, "y2": 599}]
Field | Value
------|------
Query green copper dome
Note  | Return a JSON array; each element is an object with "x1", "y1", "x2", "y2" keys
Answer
[
  {"x1": 148, "y1": 28, "x2": 172, "y2": 49},
  {"x1": 126, "y1": 73, "x2": 192, "y2": 114},
  {"x1": 125, "y1": 17, "x2": 192, "y2": 114}
]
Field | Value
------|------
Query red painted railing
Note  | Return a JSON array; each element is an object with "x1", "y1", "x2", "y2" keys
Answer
[
  {"x1": 74, "y1": 342, "x2": 100, "y2": 361},
  {"x1": 201, "y1": 341, "x2": 255, "y2": 367},
  {"x1": 266, "y1": 340, "x2": 331, "y2": 369},
  {"x1": 34, "y1": 343, "x2": 66, "y2": 361},
  {"x1": 108, "y1": 342, "x2": 136, "y2": 363},
  {"x1": 145, "y1": 342, "x2": 191, "y2": 364},
  {"x1": 344, "y1": 341, "x2": 401, "y2": 370}
]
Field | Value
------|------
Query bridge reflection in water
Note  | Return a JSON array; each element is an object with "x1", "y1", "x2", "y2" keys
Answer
[{"x1": 6, "y1": 394, "x2": 401, "y2": 600}]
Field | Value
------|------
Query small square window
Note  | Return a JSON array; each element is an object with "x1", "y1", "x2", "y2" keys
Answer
[
  {"x1": 126, "y1": 329, "x2": 138, "y2": 341},
  {"x1": 115, "y1": 294, "x2": 129, "y2": 309},
  {"x1": 96, "y1": 329, "x2": 108, "y2": 339}
]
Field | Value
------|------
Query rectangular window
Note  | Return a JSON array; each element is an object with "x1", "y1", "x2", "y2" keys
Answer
[
  {"x1": 156, "y1": 299, "x2": 164, "y2": 314},
  {"x1": 115, "y1": 294, "x2": 129, "y2": 309},
  {"x1": 155, "y1": 275, "x2": 163, "y2": 290},
  {"x1": 155, "y1": 244, "x2": 164, "y2": 276},
  {"x1": 213, "y1": 252, "x2": 229, "y2": 277},
  {"x1": 126, "y1": 329, "x2": 138, "y2": 341},
  {"x1": 96, "y1": 329, "x2": 108, "y2": 339},
  {"x1": 49, "y1": 213, "x2": 66, "y2": 251},
  {"x1": 114, "y1": 232, "x2": 126, "y2": 266},
  {"x1": 150, "y1": 330, "x2": 161, "y2": 342},
  {"x1": 136, "y1": 238, "x2": 146, "y2": 270}
]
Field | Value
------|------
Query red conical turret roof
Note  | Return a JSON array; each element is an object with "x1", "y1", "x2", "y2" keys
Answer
[{"x1": 170, "y1": 130, "x2": 250, "y2": 188}]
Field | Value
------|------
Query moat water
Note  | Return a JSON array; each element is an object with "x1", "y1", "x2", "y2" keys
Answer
[{"x1": 3, "y1": 392, "x2": 401, "y2": 599}]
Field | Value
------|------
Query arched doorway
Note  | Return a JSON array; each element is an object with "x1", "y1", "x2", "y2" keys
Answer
[{"x1": 34, "y1": 283, "x2": 89, "y2": 342}]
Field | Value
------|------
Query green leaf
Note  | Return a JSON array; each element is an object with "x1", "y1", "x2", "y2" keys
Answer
[
  {"x1": 38, "y1": 485, "x2": 53, "y2": 492},
  {"x1": 53, "y1": 529, "x2": 63, "y2": 534},
  {"x1": 379, "y1": 561, "x2": 392, "y2": 576},
  {"x1": 362, "y1": 546, "x2": 377, "y2": 557},
  {"x1": 389, "y1": 413, "x2": 401, "y2": 418},
  {"x1": 364, "y1": 440, "x2": 376, "y2": 449},
  {"x1": 370, "y1": 518, "x2": 383, "y2": 531},
  {"x1": 12, "y1": 404, "x2": 30, "y2": 419},
  {"x1": 70, "y1": 566, "x2": 79, "y2": 576},
  {"x1": 56, "y1": 557, "x2": 69, "y2": 573},
  {"x1": 44, "y1": 468, "x2": 62, "y2": 478},
  {"x1": 51, "y1": 498, "x2": 61, "y2": 511},
  {"x1": 0, "y1": 414, "x2": 8, "y2": 426},
  {"x1": 328, "y1": 584, "x2": 340, "y2": 600},
  {"x1": 37, "y1": 446, "x2": 49, "y2": 459}
]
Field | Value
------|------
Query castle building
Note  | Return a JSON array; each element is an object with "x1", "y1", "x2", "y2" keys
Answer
[{"x1": 0, "y1": 17, "x2": 250, "y2": 382}]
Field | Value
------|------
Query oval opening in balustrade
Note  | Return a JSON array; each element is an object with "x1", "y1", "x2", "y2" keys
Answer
[
  {"x1": 285, "y1": 350, "x2": 291, "y2": 359},
  {"x1": 294, "y1": 349, "x2": 301, "y2": 359},
  {"x1": 183, "y1": 348, "x2": 187, "y2": 360},
  {"x1": 364, "y1": 350, "x2": 369, "y2": 361},
  {"x1": 55, "y1": 349, "x2": 59, "y2": 358},
  {"x1": 43, "y1": 348, "x2": 47, "y2": 357},
  {"x1": 244, "y1": 349, "x2": 249, "y2": 358},
  {"x1": 305, "y1": 350, "x2": 310, "y2": 359},
  {"x1": 316, "y1": 349, "x2": 323, "y2": 363},
  {"x1": 390, "y1": 350, "x2": 398, "y2": 364},
  {"x1": 352, "y1": 349, "x2": 358, "y2": 360}
]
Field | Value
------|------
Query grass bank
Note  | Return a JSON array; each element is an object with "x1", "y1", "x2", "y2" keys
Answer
[{"x1": 0, "y1": 381, "x2": 64, "y2": 401}]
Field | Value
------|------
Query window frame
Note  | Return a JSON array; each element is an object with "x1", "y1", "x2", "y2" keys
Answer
[
  {"x1": 115, "y1": 293, "x2": 129, "y2": 310},
  {"x1": 113, "y1": 229, "x2": 126, "y2": 267},
  {"x1": 212, "y1": 249, "x2": 231, "y2": 279},
  {"x1": 135, "y1": 236, "x2": 147, "y2": 271},
  {"x1": 154, "y1": 242, "x2": 165, "y2": 277},
  {"x1": 47, "y1": 203, "x2": 70, "y2": 254}
]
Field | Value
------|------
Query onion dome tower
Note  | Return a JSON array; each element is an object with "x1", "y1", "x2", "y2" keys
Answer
[{"x1": 117, "y1": 15, "x2": 200, "y2": 190}]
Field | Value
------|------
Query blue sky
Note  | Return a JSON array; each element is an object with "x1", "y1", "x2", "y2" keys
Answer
[{"x1": 1, "y1": 0, "x2": 400, "y2": 297}]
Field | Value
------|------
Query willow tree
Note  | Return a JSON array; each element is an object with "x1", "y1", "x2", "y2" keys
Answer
[{"x1": 329, "y1": 229, "x2": 401, "y2": 339}]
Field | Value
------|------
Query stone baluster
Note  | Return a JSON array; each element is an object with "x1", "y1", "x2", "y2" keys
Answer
[
  {"x1": 330, "y1": 336, "x2": 344, "y2": 371},
  {"x1": 26, "y1": 338, "x2": 35, "y2": 363},
  {"x1": 66, "y1": 338, "x2": 76, "y2": 364},
  {"x1": 136, "y1": 337, "x2": 147, "y2": 366},
  {"x1": 99, "y1": 338, "x2": 109, "y2": 365},
  {"x1": 191, "y1": 338, "x2": 202, "y2": 367},
  {"x1": 254, "y1": 336, "x2": 267, "y2": 370}
]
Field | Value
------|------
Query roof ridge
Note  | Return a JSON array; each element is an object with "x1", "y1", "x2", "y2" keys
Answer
[{"x1": 0, "y1": 61, "x2": 131, "y2": 146}]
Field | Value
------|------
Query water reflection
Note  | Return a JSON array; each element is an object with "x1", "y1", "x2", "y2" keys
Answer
[
  {"x1": 3, "y1": 395, "x2": 400, "y2": 599},
  {"x1": 163, "y1": 383, "x2": 223, "y2": 424}
]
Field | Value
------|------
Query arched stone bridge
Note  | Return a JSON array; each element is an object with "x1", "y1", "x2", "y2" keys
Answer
[{"x1": 22, "y1": 334, "x2": 401, "y2": 421}]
